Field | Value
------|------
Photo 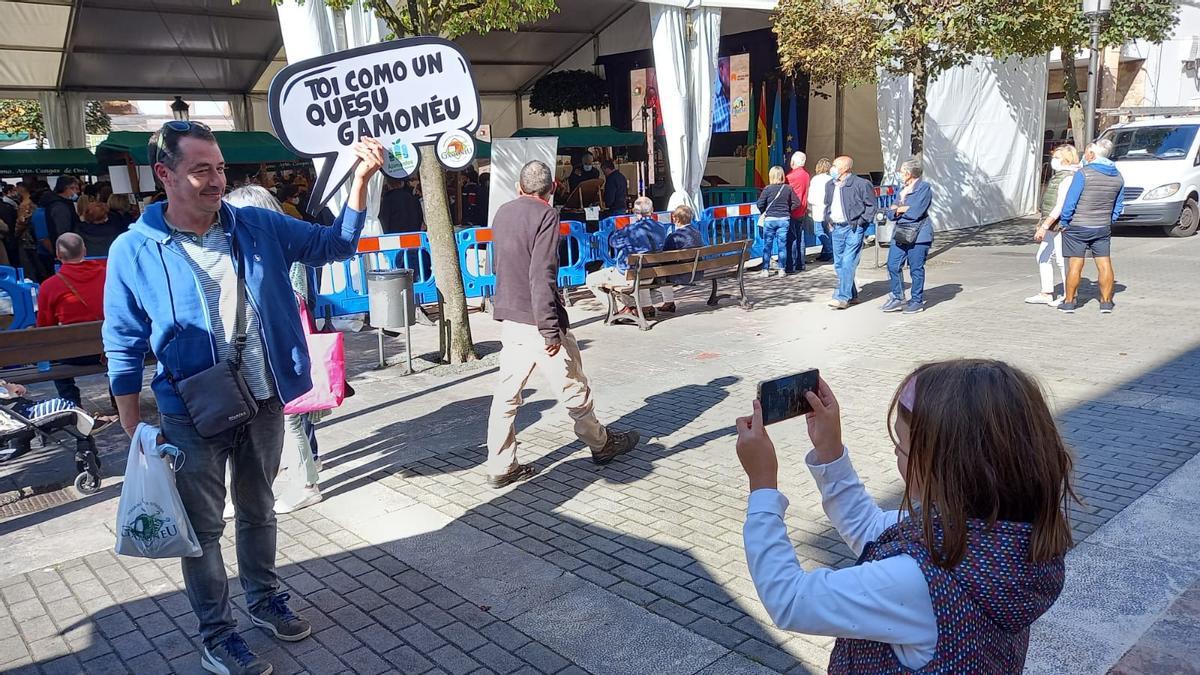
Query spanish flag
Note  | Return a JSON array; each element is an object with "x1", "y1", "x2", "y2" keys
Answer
[{"x1": 754, "y1": 83, "x2": 769, "y2": 188}]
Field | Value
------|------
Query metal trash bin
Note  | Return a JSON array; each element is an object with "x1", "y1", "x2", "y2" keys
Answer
[
  {"x1": 367, "y1": 269, "x2": 416, "y2": 372},
  {"x1": 367, "y1": 269, "x2": 416, "y2": 329}
]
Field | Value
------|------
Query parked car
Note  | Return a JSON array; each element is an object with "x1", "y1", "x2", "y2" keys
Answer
[{"x1": 1100, "y1": 114, "x2": 1200, "y2": 237}]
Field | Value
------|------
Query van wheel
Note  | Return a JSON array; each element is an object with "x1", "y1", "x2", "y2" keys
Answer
[{"x1": 1164, "y1": 197, "x2": 1198, "y2": 237}]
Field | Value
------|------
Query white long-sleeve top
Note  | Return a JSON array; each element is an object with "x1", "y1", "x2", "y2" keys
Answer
[
  {"x1": 808, "y1": 174, "x2": 832, "y2": 221},
  {"x1": 743, "y1": 448, "x2": 938, "y2": 670}
]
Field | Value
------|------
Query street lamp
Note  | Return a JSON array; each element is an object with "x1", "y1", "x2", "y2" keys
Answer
[
  {"x1": 1082, "y1": 0, "x2": 1112, "y2": 145},
  {"x1": 170, "y1": 96, "x2": 190, "y2": 121}
]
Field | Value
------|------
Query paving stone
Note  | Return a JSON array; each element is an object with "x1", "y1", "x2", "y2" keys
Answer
[
  {"x1": 342, "y1": 645, "x2": 392, "y2": 675},
  {"x1": 469, "y1": 642, "x2": 527, "y2": 674},
  {"x1": 385, "y1": 644, "x2": 435, "y2": 673}
]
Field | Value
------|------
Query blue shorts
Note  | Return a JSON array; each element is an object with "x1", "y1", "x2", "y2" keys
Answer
[{"x1": 1061, "y1": 226, "x2": 1111, "y2": 258}]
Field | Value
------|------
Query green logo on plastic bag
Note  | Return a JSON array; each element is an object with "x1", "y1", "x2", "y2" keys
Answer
[{"x1": 121, "y1": 502, "x2": 180, "y2": 555}]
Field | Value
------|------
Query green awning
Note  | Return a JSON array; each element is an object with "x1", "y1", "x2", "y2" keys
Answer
[
  {"x1": 512, "y1": 126, "x2": 645, "y2": 149},
  {"x1": 0, "y1": 148, "x2": 99, "y2": 177},
  {"x1": 96, "y1": 130, "x2": 301, "y2": 166}
]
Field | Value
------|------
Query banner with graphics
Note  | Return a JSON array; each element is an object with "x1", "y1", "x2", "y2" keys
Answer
[{"x1": 268, "y1": 37, "x2": 482, "y2": 211}]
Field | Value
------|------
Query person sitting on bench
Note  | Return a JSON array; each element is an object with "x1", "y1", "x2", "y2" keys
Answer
[
  {"x1": 36, "y1": 233, "x2": 106, "y2": 406},
  {"x1": 586, "y1": 196, "x2": 675, "y2": 316}
]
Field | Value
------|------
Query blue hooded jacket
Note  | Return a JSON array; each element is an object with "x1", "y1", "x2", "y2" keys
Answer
[{"x1": 102, "y1": 200, "x2": 365, "y2": 415}]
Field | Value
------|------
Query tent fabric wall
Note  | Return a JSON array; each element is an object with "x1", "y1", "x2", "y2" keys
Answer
[
  {"x1": 37, "y1": 91, "x2": 87, "y2": 150},
  {"x1": 877, "y1": 56, "x2": 1047, "y2": 231},
  {"x1": 805, "y1": 83, "x2": 885, "y2": 174},
  {"x1": 649, "y1": 5, "x2": 721, "y2": 211}
]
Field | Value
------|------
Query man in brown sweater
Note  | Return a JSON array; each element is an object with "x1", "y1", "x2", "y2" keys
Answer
[{"x1": 486, "y1": 160, "x2": 640, "y2": 488}]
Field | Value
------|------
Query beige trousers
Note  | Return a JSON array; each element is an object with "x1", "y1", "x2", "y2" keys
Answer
[
  {"x1": 486, "y1": 321, "x2": 607, "y2": 476},
  {"x1": 585, "y1": 267, "x2": 674, "y2": 308}
]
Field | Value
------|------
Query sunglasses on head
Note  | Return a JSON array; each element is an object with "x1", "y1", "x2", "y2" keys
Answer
[{"x1": 155, "y1": 120, "x2": 211, "y2": 166}]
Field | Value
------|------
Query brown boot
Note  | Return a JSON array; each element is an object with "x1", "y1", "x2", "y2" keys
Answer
[{"x1": 591, "y1": 429, "x2": 640, "y2": 465}]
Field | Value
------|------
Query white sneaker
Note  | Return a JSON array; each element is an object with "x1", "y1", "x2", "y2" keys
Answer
[
  {"x1": 1025, "y1": 294, "x2": 1053, "y2": 305},
  {"x1": 222, "y1": 501, "x2": 234, "y2": 521},
  {"x1": 274, "y1": 485, "x2": 322, "y2": 514},
  {"x1": 1047, "y1": 296, "x2": 1062, "y2": 307}
]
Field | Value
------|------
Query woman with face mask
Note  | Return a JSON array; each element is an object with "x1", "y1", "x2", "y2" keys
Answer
[{"x1": 1026, "y1": 145, "x2": 1080, "y2": 307}]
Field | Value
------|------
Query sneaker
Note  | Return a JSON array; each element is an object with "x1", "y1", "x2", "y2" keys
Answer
[
  {"x1": 761, "y1": 269, "x2": 773, "y2": 278},
  {"x1": 201, "y1": 632, "x2": 272, "y2": 675},
  {"x1": 1058, "y1": 301, "x2": 1076, "y2": 314},
  {"x1": 487, "y1": 463, "x2": 539, "y2": 489},
  {"x1": 847, "y1": 297, "x2": 861, "y2": 306},
  {"x1": 1025, "y1": 294, "x2": 1054, "y2": 305},
  {"x1": 1099, "y1": 301, "x2": 1114, "y2": 314},
  {"x1": 657, "y1": 302, "x2": 677, "y2": 313},
  {"x1": 313, "y1": 458, "x2": 323, "y2": 473},
  {"x1": 592, "y1": 428, "x2": 640, "y2": 465},
  {"x1": 274, "y1": 485, "x2": 322, "y2": 514},
  {"x1": 881, "y1": 297, "x2": 905, "y2": 313},
  {"x1": 1047, "y1": 297, "x2": 1062, "y2": 308},
  {"x1": 223, "y1": 501, "x2": 234, "y2": 521},
  {"x1": 250, "y1": 593, "x2": 311, "y2": 642},
  {"x1": 903, "y1": 301, "x2": 925, "y2": 314},
  {"x1": 827, "y1": 299, "x2": 848, "y2": 309}
]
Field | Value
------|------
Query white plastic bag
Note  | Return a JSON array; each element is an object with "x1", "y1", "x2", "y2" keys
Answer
[{"x1": 114, "y1": 423, "x2": 202, "y2": 558}]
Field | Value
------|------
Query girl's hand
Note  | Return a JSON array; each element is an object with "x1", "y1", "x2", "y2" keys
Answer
[
  {"x1": 735, "y1": 400, "x2": 778, "y2": 491},
  {"x1": 805, "y1": 377, "x2": 844, "y2": 465},
  {"x1": 1034, "y1": 227, "x2": 1046, "y2": 242}
]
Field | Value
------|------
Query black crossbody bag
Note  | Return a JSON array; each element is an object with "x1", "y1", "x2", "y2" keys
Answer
[{"x1": 163, "y1": 245, "x2": 259, "y2": 438}]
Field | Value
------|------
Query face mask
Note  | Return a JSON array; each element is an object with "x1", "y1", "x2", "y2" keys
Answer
[
  {"x1": 829, "y1": 168, "x2": 840, "y2": 179},
  {"x1": 582, "y1": 163, "x2": 593, "y2": 171},
  {"x1": 1050, "y1": 158, "x2": 1064, "y2": 172},
  {"x1": 67, "y1": 193, "x2": 79, "y2": 202}
]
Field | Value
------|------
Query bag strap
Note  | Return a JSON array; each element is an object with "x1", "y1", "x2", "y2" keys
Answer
[
  {"x1": 230, "y1": 245, "x2": 248, "y2": 372},
  {"x1": 58, "y1": 274, "x2": 102, "y2": 322},
  {"x1": 765, "y1": 185, "x2": 786, "y2": 214}
]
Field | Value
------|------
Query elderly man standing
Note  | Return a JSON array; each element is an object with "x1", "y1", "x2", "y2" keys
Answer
[
  {"x1": 586, "y1": 196, "x2": 674, "y2": 315},
  {"x1": 824, "y1": 156, "x2": 878, "y2": 309},
  {"x1": 103, "y1": 120, "x2": 384, "y2": 675},
  {"x1": 1058, "y1": 139, "x2": 1123, "y2": 314},
  {"x1": 785, "y1": 152, "x2": 811, "y2": 274},
  {"x1": 881, "y1": 160, "x2": 934, "y2": 314},
  {"x1": 488, "y1": 160, "x2": 640, "y2": 488}
]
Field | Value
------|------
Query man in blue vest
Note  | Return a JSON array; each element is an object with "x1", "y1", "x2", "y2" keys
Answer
[
  {"x1": 1058, "y1": 139, "x2": 1124, "y2": 314},
  {"x1": 103, "y1": 120, "x2": 384, "y2": 675}
]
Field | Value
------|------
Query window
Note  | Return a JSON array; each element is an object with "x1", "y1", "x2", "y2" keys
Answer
[{"x1": 1101, "y1": 125, "x2": 1199, "y2": 161}]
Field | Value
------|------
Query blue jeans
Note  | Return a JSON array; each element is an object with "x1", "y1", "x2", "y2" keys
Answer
[
  {"x1": 831, "y1": 224, "x2": 865, "y2": 302},
  {"x1": 815, "y1": 220, "x2": 833, "y2": 260},
  {"x1": 887, "y1": 241, "x2": 931, "y2": 304},
  {"x1": 761, "y1": 218, "x2": 790, "y2": 272},
  {"x1": 162, "y1": 399, "x2": 285, "y2": 648},
  {"x1": 786, "y1": 217, "x2": 809, "y2": 273}
]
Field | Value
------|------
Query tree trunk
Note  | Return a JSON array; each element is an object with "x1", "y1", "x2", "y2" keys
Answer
[
  {"x1": 418, "y1": 143, "x2": 477, "y2": 364},
  {"x1": 571, "y1": 109, "x2": 580, "y2": 127},
  {"x1": 1060, "y1": 47, "x2": 1085, "y2": 144},
  {"x1": 909, "y1": 59, "x2": 930, "y2": 158}
]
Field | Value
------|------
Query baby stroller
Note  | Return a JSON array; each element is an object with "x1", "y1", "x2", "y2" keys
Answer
[{"x1": 0, "y1": 399, "x2": 103, "y2": 495}]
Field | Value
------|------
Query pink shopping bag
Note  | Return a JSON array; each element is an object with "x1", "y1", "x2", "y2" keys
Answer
[{"x1": 283, "y1": 297, "x2": 346, "y2": 415}]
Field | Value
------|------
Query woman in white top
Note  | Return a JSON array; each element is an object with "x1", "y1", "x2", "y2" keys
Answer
[
  {"x1": 807, "y1": 157, "x2": 834, "y2": 262},
  {"x1": 1027, "y1": 145, "x2": 1080, "y2": 306}
]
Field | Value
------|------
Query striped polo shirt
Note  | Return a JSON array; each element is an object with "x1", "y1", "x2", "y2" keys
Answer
[{"x1": 167, "y1": 216, "x2": 275, "y2": 401}]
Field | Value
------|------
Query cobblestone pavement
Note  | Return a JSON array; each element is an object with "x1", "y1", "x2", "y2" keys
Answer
[{"x1": 2, "y1": 220, "x2": 1199, "y2": 674}]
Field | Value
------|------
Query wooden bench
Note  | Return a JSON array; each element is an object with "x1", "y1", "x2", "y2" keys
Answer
[
  {"x1": 601, "y1": 240, "x2": 753, "y2": 331},
  {"x1": 0, "y1": 321, "x2": 115, "y2": 385}
]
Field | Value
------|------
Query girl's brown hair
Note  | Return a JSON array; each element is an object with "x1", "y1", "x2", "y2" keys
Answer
[
  {"x1": 814, "y1": 157, "x2": 833, "y2": 175},
  {"x1": 888, "y1": 359, "x2": 1079, "y2": 568}
]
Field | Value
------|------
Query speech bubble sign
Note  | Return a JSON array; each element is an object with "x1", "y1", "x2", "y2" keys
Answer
[{"x1": 268, "y1": 37, "x2": 481, "y2": 212}]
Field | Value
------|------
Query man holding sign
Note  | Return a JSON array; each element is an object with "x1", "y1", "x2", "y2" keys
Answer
[{"x1": 103, "y1": 120, "x2": 384, "y2": 675}]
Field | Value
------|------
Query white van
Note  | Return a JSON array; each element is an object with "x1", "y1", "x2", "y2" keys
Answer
[{"x1": 1098, "y1": 114, "x2": 1200, "y2": 237}]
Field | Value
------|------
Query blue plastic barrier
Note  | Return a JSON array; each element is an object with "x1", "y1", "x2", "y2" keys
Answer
[
  {"x1": 700, "y1": 203, "x2": 762, "y2": 259},
  {"x1": 0, "y1": 266, "x2": 25, "y2": 284},
  {"x1": 457, "y1": 227, "x2": 495, "y2": 299},
  {"x1": 313, "y1": 232, "x2": 436, "y2": 319},
  {"x1": 557, "y1": 221, "x2": 592, "y2": 291},
  {"x1": 0, "y1": 277, "x2": 37, "y2": 330},
  {"x1": 594, "y1": 212, "x2": 674, "y2": 268}
]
